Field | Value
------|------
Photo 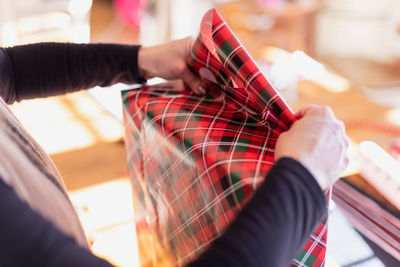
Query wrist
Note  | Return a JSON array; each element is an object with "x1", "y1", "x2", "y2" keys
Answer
[
  {"x1": 275, "y1": 155, "x2": 328, "y2": 190},
  {"x1": 138, "y1": 46, "x2": 155, "y2": 80},
  {"x1": 272, "y1": 157, "x2": 327, "y2": 205}
]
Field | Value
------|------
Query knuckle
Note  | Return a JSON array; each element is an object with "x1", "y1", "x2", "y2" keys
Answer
[
  {"x1": 345, "y1": 137, "x2": 350, "y2": 147},
  {"x1": 319, "y1": 106, "x2": 333, "y2": 118},
  {"x1": 308, "y1": 106, "x2": 333, "y2": 120},
  {"x1": 308, "y1": 105, "x2": 322, "y2": 114},
  {"x1": 334, "y1": 120, "x2": 344, "y2": 132},
  {"x1": 338, "y1": 120, "x2": 346, "y2": 131},
  {"x1": 343, "y1": 155, "x2": 350, "y2": 167},
  {"x1": 175, "y1": 64, "x2": 187, "y2": 77},
  {"x1": 277, "y1": 131, "x2": 287, "y2": 140}
]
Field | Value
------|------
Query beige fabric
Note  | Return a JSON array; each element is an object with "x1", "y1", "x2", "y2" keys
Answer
[{"x1": 0, "y1": 98, "x2": 88, "y2": 248}]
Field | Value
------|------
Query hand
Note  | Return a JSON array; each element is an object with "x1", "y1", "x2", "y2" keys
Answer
[
  {"x1": 274, "y1": 105, "x2": 349, "y2": 190},
  {"x1": 138, "y1": 37, "x2": 205, "y2": 95}
]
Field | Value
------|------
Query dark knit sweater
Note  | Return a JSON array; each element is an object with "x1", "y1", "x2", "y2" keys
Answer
[{"x1": 0, "y1": 43, "x2": 326, "y2": 267}]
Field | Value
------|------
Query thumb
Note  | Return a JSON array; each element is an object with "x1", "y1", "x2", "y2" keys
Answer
[
  {"x1": 182, "y1": 67, "x2": 206, "y2": 95},
  {"x1": 296, "y1": 104, "x2": 319, "y2": 118}
]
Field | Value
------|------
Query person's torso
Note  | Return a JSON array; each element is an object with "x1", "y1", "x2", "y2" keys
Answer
[{"x1": 0, "y1": 97, "x2": 88, "y2": 248}]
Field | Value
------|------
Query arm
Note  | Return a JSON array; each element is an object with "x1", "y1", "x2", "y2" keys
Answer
[
  {"x1": 189, "y1": 157, "x2": 326, "y2": 267},
  {"x1": 0, "y1": 43, "x2": 143, "y2": 104},
  {"x1": 190, "y1": 105, "x2": 350, "y2": 266},
  {"x1": 0, "y1": 106, "x2": 348, "y2": 266},
  {"x1": 0, "y1": 158, "x2": 324, "y2": 267},
  {"x1": 0, "y1": 178, "x2": 113, "y2": 267},
  {"x1": 0, "y1": 37, "x2": 203, "y2": 104}
]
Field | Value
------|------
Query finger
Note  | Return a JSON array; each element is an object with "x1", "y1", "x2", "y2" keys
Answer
[
  {"x1": 182, "y1": 36, "x2": 195, "y2": 57},
  {"x1": 294, "y1": 110, "x2": 302, "y2": 119},
  {"x1": 165, "y1": 80, "x2": 187, "y2": 90},
  {"x1": 318, "y1": 106, "x2": 334, "y2": 119},
  {"x1": 338, "y1": 121, "x2": 349, "y2": 144},
  {"x1": 344, "y1": 134, "x2": 350, "y2": 148},
  {"x1": 337, "y1": 153, "x2": 350, "y2": 179},
  {"x1": 337, "y1": 132, "x2": 350, "y2": 173},
  {"x1": 300, "y1": 105, "x2": 335, "y2": 120},
  {"x1": 342, "y1": 155, "x2": 350, "y2": 171},
  {"x1": 182, "y1": 67, "x2": 206, "y2": 95},
  {"x1": 296, "y1": 104, "x2": 318, "y2": 118}
]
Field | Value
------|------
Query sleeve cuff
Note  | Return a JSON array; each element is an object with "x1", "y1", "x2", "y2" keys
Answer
[
  {"x1": 130, "y1": 45, "x2": 147, "y2": 84},
  {"x1": 271, "y1": 157, "x2": 327, "y2": 209}
]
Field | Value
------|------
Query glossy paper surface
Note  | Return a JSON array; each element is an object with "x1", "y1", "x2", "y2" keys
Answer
[{"x1": 122, "y1": 8, "x2": 328, "y2": 267}]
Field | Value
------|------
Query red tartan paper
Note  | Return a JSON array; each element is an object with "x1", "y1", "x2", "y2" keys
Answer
[{"x1": 122, "y1": 8, "x2": 329, "y2": 267}]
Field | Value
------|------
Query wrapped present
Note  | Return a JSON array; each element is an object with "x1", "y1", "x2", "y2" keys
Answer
[{"x1": 122, "y1": 8, "x2": 329, "y2": 267}]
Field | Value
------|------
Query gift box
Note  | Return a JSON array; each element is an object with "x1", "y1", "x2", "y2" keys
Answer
[{"x1": 122, "y1": 8, "x2": 329, "y2": 267}]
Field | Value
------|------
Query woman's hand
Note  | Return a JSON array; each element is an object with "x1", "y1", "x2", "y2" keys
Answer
[
  {"x1": 275, "y1": 105, "x2": 350, "y2": 190},
  {"x1": 138, "y1": 37, "x2": 205, "y2": 95}
]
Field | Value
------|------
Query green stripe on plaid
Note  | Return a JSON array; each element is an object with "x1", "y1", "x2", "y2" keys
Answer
[
  {"x1": 296, "y1": 249, "x2": 317, "y2": 266},
  {"x1": 122, "y1": 8, "x2": 329, "y2": 267},
  {"x1": 235, "y1": 138, "x2": 251, "y2": 152},
  {"x1": 259, "y1": 88, "x2": 271, "y2": 102},
  {"x1": 146, "y1": 110, "x2": 154, "y2": 119},
  {"x1": 218, "y1": 41, "x2": 234, "y2": 62},
  {"x1": 121, "y1": 90, "x2": 131, "y2": 108},
  {"x1": 230, "y1": 171, "x2": 245, "y2": 202}
]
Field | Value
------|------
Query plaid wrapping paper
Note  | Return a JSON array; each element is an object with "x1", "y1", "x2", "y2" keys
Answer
[{"x1": 122, "y1": 8, "x2": 329, "y2": 267}]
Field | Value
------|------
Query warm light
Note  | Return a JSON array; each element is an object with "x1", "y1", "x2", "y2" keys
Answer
[
  {"x1": 359, "y1": 141, "x2": 400, "y2": 182},
  {"x1": 17, "y1": 12, "x2": 72, "y2": 35},
  {"x1": 1, "y1": 1, "x2": 91, "y2": 45},
  {"x1": 10, "y1": 91, "x2": 125, "y2": 155},
  {"x1": 68, "y1": 0, "x2": 93, "y2": 15},
  {"x1": 69, "y1": 178, "x2": 134, "y2": 233},
  {"x1": 261, "y1": 46, "x2": 291, "y2": 63},
  {"x1": 1, "y1": 22, "x2": 18, "y2": 46},
  {"x1": 73, "y1": 23, "x2": 91, "y2": 43},
  {"x1": 358, "y1": 141, "x2": 400, "y2": 210},
  {"x1": 69, "y1": 178, "x2": 140, "y2": 267},
  {"x1": 10, "y1": 96, "x2": 95, "y2": 154},
  {"x1": 67, "y1": 92, "x2": 124, "y2": 142},
  {"x1": 261, "y1": 47, "x2": 351, "y2": 93},
  {"x1": 341, "y1": 139, "x2": 360, "y2": 176},
  {"x1": 311, "y1": 71, "x2": 351, "y2": 93},
  {"x1": 92, "y1": 116, "x2": 124, "y2": 142},
  {"x1": 386, "y1": 108, "x2": 400, "y2": 126},
  {"x1": 29, "y1": 120, "x2": 97, "y2": 155}
]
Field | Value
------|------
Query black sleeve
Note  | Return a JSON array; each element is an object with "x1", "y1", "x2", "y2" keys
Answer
[
  {"x1": 0, "y1": 43, "x2": 145, "y2": 104},
  {"x1": 0, "y1": 157, "x2": 325, "y2": 267},
  {"x1": 0, "y1": 177, "x2": 114, "y2": 267},
  {"x1": 188, "y1": 157, "x2": 327, "y2": 267}
]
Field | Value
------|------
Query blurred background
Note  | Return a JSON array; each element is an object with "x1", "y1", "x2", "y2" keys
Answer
[{"x1": 1, "y1": 0, "x2": 400, "y2": 266}]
